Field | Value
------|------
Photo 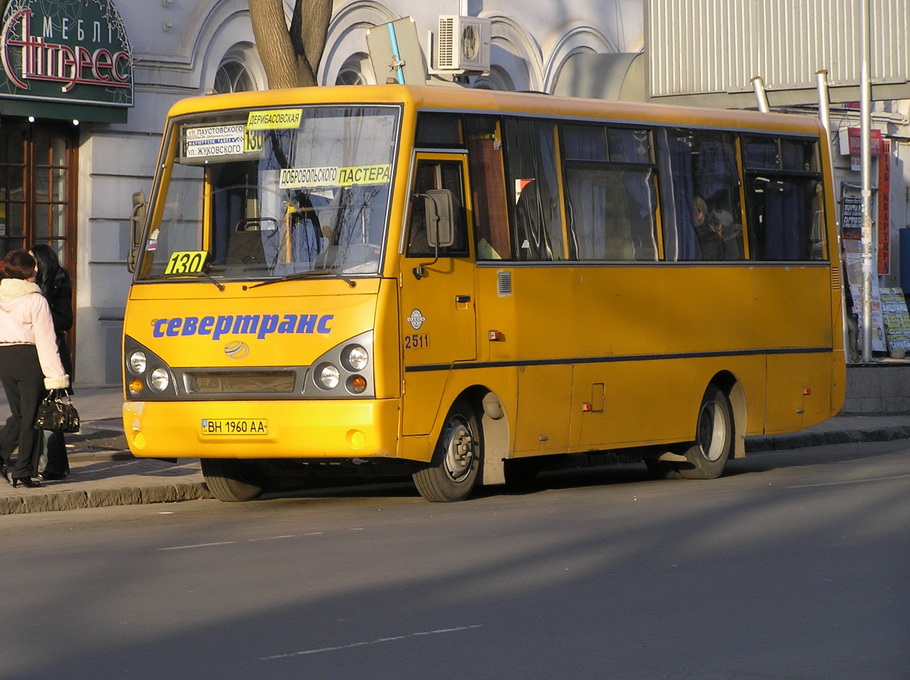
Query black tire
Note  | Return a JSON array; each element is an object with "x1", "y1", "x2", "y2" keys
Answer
[
  {"x1": 201, "y1": 458, "x2": 264, "y2": 502},
  {"x1": 412, "y1": 399, "x2": 482, "y2": 502},
  {"x1": 675, "y1": 384, "x2": 734, "y2": 480}
]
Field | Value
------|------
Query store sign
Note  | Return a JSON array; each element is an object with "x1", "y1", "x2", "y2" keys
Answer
[
  {"x1": 0, "y1": 0, "x2": 133, "y2": 109},
  {"x1": 839, "y1": 127, "x2": 883, "y2": 157}
]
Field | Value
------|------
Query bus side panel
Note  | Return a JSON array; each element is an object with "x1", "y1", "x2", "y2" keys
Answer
[
  {"x1": 765, "y1": 351, "x2": 841, "y2": 434},
  {"x1": 474, "y1": 263, "x2": 837, "y2": 457},
  {"x1": 568, "y1": 355, "x2": 768, "y2": 450},
  {"x1": 513, "y1": 364, "x2": 572, "y2": 454}
]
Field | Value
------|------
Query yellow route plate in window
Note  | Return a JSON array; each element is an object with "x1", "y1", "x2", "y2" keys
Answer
[
  {"x1": 201, "y1": 419, "x2": 268, "y2": 436},
  {"x1": 165, "y1": 250, "x2": 208, "y2": 275}
]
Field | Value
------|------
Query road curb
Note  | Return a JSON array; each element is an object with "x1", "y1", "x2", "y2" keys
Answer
[
  {"x1": 746, "y1": 425, "x2": 910, "y2": 452},
  {"x1": 0, "y1": 481, "x2": 212, "y2": 515}
]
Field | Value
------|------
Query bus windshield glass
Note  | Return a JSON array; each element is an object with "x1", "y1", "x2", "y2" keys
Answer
[{"x1": 137, "y1": 105, "x2": 400, "y2": 281}]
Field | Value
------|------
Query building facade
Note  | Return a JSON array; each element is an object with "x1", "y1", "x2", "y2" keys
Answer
[{"x1": 0, "y1": 0, "x2": 906, "y2": 383}]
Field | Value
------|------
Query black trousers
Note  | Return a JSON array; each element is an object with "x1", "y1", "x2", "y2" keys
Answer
[{"x1": 0, "y1": 344, "x2": 46, "y2": 479}]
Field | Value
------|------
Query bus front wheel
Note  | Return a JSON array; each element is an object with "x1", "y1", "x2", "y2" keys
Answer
[
  {"x1": 677, "y1": 385, "x2": 734, "y2": 479},
  {"x1": 412, "y1": 400, "x2": 482, "y2": 502},
  {"x1": 201, "y1": 458, "x2": 264, "y2": 502}
]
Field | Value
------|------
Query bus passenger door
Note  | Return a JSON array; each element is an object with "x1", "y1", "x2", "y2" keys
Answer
[{"x1": 400, "y1": 154, "x2": 476, "y2": 435}]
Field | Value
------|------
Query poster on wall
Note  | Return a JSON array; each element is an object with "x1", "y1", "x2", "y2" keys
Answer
[
  {"x1": 0, "y1": 0, "x2": 133, "y2": 109},
  {"x1": 843, "y1": 244, "x2": 887, "y2": 353},
  {"x1": 841, "y1": 193, "x2": 863, "y2": 242},
  {"x1": 880, "y1": 287, "x2": 910, "y2": 354}
]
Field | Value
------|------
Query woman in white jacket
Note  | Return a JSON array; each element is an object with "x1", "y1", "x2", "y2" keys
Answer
[{"x1": 0, "y1": 249, "x2": 69, "y2": 488}]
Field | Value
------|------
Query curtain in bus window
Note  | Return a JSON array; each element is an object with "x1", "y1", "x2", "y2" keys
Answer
[
  {"x1": 466, "y1": 117, "x2": 511, "y2": 260},
  {"x1": 744, "y1": 139, "x2": 779, "y2": 169},
  {"x1": 607, "y1": 129, "x2": 658, "y2": 260},
  {"x1": 562, "y1": 124, "x2": 607, "y2": 161},
  {"x1": 751, "y1": 177, "x2": 819, "y2": 260},
  {"x1": 504, "y1": 119, "x2": 564, "y2": 261},
  {"x1": 744, "y1": 137, "x2": 824, "y2": 261},
  {"x1": 657, "y1": 130, "x2": 698, "y2": 261},
  {"x1": 764, "y1": 180, "x2": 804, "y2": 259},
  {"x1": 565, "y1": 166, "x2": 656, "y2": 261},
  {"x1": 779, "y1": 139, "x2": 808, "y2": 170}
]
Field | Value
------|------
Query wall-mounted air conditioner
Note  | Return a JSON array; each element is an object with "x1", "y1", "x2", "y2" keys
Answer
[{"x1": 435, "y1": 15, "x2": 491, "y2": 73}]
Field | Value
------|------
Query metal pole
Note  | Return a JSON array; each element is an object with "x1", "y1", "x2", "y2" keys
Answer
[
  {"x1": 860, "y1": 0, "x2": 874, "y2": 362},
  {"x1": 751, "y1": 76, "x2": 770, "y2": 113},
  {"x1": 815, "y1": 70, "x2": 831, "y2": 137}
]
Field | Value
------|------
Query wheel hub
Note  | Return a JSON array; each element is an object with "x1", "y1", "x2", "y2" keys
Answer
[{"x1": 443, "y1": 417, "x2": 475, "y2": 482}]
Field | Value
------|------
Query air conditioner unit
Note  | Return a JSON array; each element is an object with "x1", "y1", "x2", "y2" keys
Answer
[{"x1": 435, "y1": 15, "x2": 491, "y2": 72}]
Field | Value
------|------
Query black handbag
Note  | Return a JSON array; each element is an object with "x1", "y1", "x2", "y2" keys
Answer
[{"x1": 34, "y1": 389, "x2": 80, "y2": 433}]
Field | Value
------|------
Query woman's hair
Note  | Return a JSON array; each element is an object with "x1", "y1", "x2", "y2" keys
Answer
[
  {"x1": 29, "y1": 243, "x2": 65, "y2": 292},
  {"x1": 2, "y1": 249, "x2": 37, "y2": 280}
]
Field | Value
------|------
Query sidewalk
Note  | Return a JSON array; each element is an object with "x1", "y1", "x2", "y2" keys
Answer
[
  {"x1": 1, "y1": 384, "x2": 909, "y2": 515},
  {"x1": 0, "y1": 385, "x2": 210, "y2": 515}
]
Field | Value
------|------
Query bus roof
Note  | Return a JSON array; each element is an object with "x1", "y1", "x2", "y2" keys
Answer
[{"x1": 166, "y1": 84, "x2": 825, "y2": 137}]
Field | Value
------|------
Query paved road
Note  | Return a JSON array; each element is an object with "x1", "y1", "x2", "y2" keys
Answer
[{"x1": 2, "y1": 438, "x2": 908, "y2": 680}]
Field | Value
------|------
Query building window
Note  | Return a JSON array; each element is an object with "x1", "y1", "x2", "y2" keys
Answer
[
  {"x1": 336, "y1": 53, "x2": 371, "y2": 86},
  {"x1": 0, "y1": 120, "x2": 77, "y2": 269},
  {"x1": 336, "y1": 68, "x2": 364, "y2": 86},
  {"x1": 214, "y1": 60, "x2": 254, "y2": 94}
]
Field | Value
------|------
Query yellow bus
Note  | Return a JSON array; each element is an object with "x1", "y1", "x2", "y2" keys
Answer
[{"x1": 122, "y1": 84, "x2": 845, "y2": 502}]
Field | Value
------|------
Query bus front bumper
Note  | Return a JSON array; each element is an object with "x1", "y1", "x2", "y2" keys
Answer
[{"x1": 122, "y1": 399, "x2": 401, "y2": 460}]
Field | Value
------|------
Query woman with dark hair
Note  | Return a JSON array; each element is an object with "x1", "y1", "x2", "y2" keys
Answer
[
  {"x1": 30, "y1": 243, "x2": 74, "y2": 480},
  {"x1": 0, "y1": 249, "x2": 69, "y2": 488}
]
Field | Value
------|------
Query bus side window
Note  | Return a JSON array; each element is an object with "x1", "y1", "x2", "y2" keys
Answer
[
  {"x1": 744, "y1": 137, "x2": 825, "y2": 261},
  {"x1": 658, "y1": 130, "x2": 743, "y2": 262},
  {"x1": 406, "y1": 160, "x2": 469, "y2": 258},
  {"x1": 561, "y1": 124, "x2": 658, "y2": 262},
  {"x1": 466, "y1": 117, "x2": 511, "y2": 261},
  {"x1": 503, "y1": 118, "x2": 564, "y2": 261}
]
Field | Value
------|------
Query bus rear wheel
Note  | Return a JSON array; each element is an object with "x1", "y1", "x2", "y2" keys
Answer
[
  {"x1": 201, "y1": 458, "x2": 264, "y2": 502},
  {"x1": 676, "y1": 385, "x2": 734, "y2": 479},
  {"x1": 412, "y1": 400, "x2": 482, "y2": 502}
]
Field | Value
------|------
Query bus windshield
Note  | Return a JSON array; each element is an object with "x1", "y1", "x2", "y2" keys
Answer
[{"x1": 137, "y1": 105, "x2": 400, "y2": 281}]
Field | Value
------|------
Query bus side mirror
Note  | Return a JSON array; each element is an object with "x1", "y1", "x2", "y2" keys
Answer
[
  {"x1": 128, "y1": 191, "x2": 146, "y2": 273},
  {"x1": 424, "y1": 189, "x2": 455, "y2": 248}
]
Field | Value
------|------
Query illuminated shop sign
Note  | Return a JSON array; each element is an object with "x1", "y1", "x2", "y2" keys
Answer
[{"x1": 0, "y1": 0, "x2": 133, "y2": 109}]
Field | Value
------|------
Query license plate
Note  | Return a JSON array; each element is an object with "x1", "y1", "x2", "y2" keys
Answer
[{"x1": 201, "y1": 418, "x2": 268, "y2": 435}]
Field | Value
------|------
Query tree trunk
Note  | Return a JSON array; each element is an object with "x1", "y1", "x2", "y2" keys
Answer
[{"x1": 248, "y1": 0, "x2": 333, "y2": 89}]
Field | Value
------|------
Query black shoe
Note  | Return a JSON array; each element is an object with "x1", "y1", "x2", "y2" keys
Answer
[
  {"x1": 12, "y1": 477, "x2": 41, "y2": 488},
  {"x1": 39, "y1": 471, "x2": 67, "y2": 481}
]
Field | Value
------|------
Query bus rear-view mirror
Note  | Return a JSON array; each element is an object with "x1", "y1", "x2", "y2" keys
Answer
[{"x1": 424, "y1": 189, "x2": 455, "y2": 248}]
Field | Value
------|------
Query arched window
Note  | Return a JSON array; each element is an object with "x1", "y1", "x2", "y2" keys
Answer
[
  {"x1": 214, "y1": 59, "x2": 255, "y2": 94},
  {"x1": 335, "y1": 53, "x2": 371, "y2": 86},
  {"x1": 335, "y1": 68, "x2": 364, "y2": 86}
]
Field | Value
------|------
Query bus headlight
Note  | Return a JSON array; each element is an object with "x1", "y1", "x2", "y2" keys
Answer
[
  {"x1": 316, "y1": 363, "x2": 340, "y2": 390},
  {"x1": 148, "y1": 367, "x2": 171, "y2": 392},
  {"x1": 342, "y1": 344, "x2": 369, "y2": 371},
  {"x1": 128, "y1": 351, "x2": 147, "y2": 375},
  {"x1": 305, "y1": 331, "x2": 374, "y2": 398}
]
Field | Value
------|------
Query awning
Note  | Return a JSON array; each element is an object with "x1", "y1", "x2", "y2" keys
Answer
[{"x1": 0, "y1": 98, "x2": 129, "y2": 123}]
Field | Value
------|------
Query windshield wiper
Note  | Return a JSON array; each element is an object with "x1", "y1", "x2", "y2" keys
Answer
[
  {"x1": 141, "y1": 270, "x2": 225, "y2": 291},
  {"x1": 247, "y1": 268, "x2": 356, "y2": 289}
]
